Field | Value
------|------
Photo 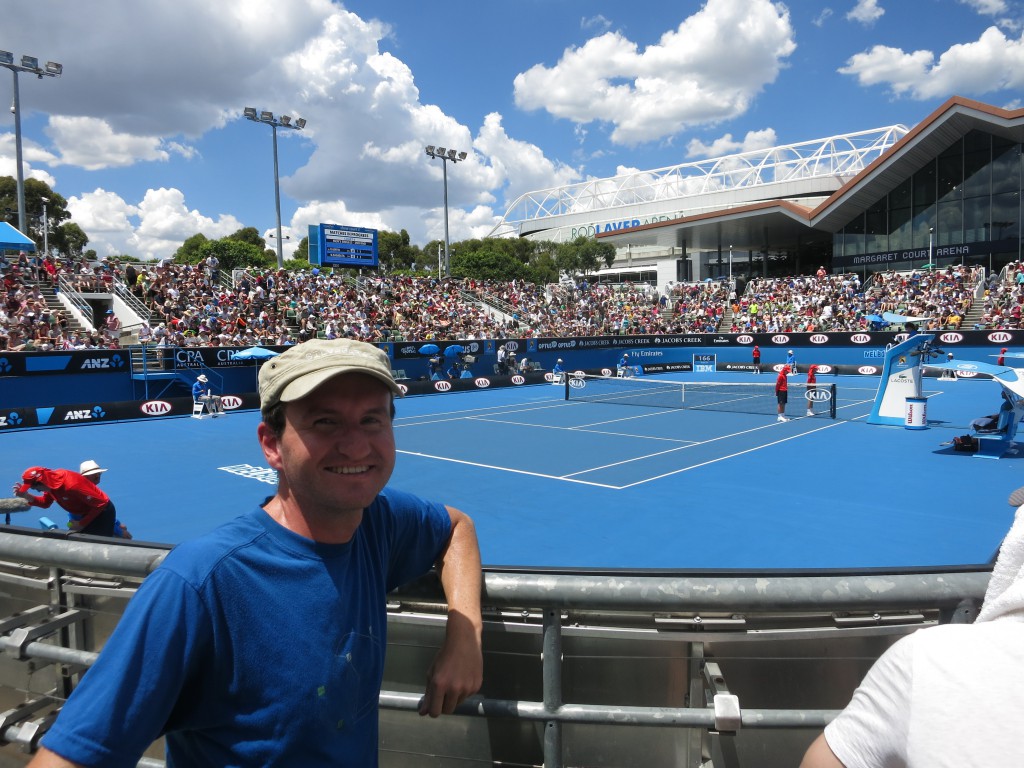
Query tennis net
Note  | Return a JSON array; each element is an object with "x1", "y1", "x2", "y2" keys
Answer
[{"x1": 565, "y1": 374, "x2": 837, "y2": 418}]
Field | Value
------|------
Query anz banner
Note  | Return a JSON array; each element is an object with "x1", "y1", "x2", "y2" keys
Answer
[
  {"x1": 0, "y1": 394, "x2": 261, "y2": 431},
  {"x1": 0, "y1": 349, "x2": 132, "y2": 377}
]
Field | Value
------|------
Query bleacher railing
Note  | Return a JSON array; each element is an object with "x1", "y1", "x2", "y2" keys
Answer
[{"x1": 0, "y1": 529, "x2": 989, "y2": 768}]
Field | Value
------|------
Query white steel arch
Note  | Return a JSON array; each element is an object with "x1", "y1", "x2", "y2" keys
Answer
[{"x1": 487, "y1": 125, "x2": 909, "y2": 239}]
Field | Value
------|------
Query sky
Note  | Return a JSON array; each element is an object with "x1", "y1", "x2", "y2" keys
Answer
[{"x1": 1, "y1": 0, "x2": 1023, "y2": 262}]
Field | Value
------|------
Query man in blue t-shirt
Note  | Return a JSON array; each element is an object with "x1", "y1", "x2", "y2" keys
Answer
[{"x1": 32, "y1": 339, "x2": 483, "y2": 768}]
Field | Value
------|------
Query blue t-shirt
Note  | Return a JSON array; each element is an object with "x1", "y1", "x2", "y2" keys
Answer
[
  {"x1": 191, "y1": 380, "x2": 205, "y2": 401},
  {"x1": 41, "y1": 490, "x2": 452, "y2": 767}
]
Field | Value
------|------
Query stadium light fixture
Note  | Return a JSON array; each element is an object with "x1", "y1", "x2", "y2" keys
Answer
[
  {"x1": 424, "y1": 144, "x2": 469, "y2": 277},
  {"x1": 244, "y1": 107, "x2": 308, "y2": 268},
  {"x1": 0, "y1": 50, "x2": 62, "y2": 235}
]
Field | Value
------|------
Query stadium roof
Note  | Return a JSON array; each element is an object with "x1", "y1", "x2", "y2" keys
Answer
[{"x1": 597, "y1": 96, "x2": 1024, "y2": 256}]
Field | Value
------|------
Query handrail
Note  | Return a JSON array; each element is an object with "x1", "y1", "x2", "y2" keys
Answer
[
  {"x1": 55, "y1": 274, "x2": 95, "y2": 331},
  {"x1": 112, "y1": 279, "x2": 152, "y2": 323},
  {"x1": 0, "y1": 530, "x2": 992, "y2": 768}
]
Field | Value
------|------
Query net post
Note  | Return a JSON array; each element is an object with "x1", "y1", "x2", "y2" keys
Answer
[
  {"x1": 829, "y1": 383, "x2": 837, "y2": 419},
  {"x1": 564, "y1": 373, "x2": 570, "y2": 401}
]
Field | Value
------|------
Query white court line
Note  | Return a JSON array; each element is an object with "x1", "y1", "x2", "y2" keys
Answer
[
  {"x1": 561, "y1": 415, "x2": 828, "y2": 478},
  {"x1": 469, "y1": 415, "x2": 697, "y2": 444},
  {"x1": 614, "y1": 420, "x2": 851, "y2": 488},
  {"x1": 394, "y1": 400, "x2": 575, "y2": 429},
  {"x1": 396, "y1": 449, "x2": 622, "y2": 489}
]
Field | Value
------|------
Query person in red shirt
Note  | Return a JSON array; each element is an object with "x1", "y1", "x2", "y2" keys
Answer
[
  {"x1": 752, "y1": 345, "x2": 761, "y2": 374},
  {"x1": 775, "y1": 366, "x2": 790, "y2": 422},
  {"x1": 805, "y1": 364, "x2": 819, "y2": 417},
  {"x1": 13, "y1": 467, "x2": 117, "y2": 536},
  {"x1": 997, "y1": 347, "x2": 1008, "y2": 366}
]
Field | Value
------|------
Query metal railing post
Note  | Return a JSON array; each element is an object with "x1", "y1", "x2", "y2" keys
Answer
[{"x1": 542, "y1": 607, "x2": 563, "y2": 768}]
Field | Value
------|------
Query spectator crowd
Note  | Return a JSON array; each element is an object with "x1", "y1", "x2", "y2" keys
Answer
[{"x1": 2, "y1": 247, "x2": 1021, "y2": 352}]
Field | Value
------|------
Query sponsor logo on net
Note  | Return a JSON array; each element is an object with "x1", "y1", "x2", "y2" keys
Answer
[
  {"x1": 939, "y1": 332, "x2": 963, "y2": 344},
  {"x1": 989, "y1": 331, "x2": 1012, "y2": 343},
  {"x1": 850, "y1": 334, "x2": 871, "y2": 344},
  {"x1": 474, "y1": 378, "x2": 491, "y2": 389},
  {"x1": 809, "y1": 334, "x2": 829, "y2": 344},
  {"x1": 433, "y1": 381, "x2": 452, "y2": 392},
  {"x1": 771, "y1": 335, "x2": 789, "y2": 344},
  {"x1": 140, "y1": 400, "x2": 172, "y2": 416},
  {"x1": 858, "y1": 366, "x2": 878, "y2": 375},
  {"x1": 568, "y1": 377, "x2": 587, "y2": 389},
  {"x1": 805, "y1": 388, "x2": 832, "y2": 402}
]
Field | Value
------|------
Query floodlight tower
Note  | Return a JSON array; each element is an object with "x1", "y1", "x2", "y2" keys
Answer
[
  {"x1": 424, "y1": 145, "x2": 468, "y2": 277},
  {"x1": 243, "y1": 107, "x2": 306, "y2": 269},
  {"x1": 0, "y1": 51, "x2": 62, "y2": 235}
]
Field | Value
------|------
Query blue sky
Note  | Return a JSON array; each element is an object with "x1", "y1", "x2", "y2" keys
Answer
[{"x1": 1, "y1": 0, "x2": 1022, "y2": 260}]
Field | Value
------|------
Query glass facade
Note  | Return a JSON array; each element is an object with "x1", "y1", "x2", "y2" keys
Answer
[{"x1": 834, "y1": 130, "x2": 1022, "y2": 273}]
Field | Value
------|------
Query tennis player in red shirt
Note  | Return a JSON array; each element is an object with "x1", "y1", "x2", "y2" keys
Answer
[{"x1": 775, "y1": 366, "x2": 790, "y2": 422}]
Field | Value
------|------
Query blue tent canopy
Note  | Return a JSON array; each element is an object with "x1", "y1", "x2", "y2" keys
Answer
[{"x1": 0, "y1": 222, "x2": 35, "y2": 252}]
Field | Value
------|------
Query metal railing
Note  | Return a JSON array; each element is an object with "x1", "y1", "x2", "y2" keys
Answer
[
  {"x1": 0, "y1": 529, "x2": 991, "y2": 768},
  {"x1": 55, "y1": 274, "x2": 94, "y2": 331}
]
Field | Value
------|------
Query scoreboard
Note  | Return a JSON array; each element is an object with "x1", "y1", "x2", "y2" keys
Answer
[{"x1": 317, "y1": 223, "x2": 379, "y2": 268}]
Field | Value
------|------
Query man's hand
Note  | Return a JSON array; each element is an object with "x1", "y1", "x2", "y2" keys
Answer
[
  {"x1": 418, "y1": 609, "x2": 483, "y2": 717},
  {"x1": 418, "y1": 507, "x2": 483, "y2": 718}
]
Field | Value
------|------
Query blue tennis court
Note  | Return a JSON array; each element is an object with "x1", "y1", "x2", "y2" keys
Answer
[{"x1": 3, "y1": 371, "x2": 1018, "y2": 570}]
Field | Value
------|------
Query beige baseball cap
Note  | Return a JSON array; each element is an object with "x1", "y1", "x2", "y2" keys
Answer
[{"x1": 258, "y1": 339, "x2": 401, "y2": 412}]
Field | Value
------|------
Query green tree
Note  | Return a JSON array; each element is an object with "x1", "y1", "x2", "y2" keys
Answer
[
  {"x1": 50, "y1": 222, "x2": 89, "y2": 258},
  {"x1": 378, "y1": 229, "x2": 420, "y2": 273},
  {"x1": 227, "y1": 227, "x2": 266, "y2": 249},
  {"x1": 197, "y1": 239, "x2": 270, "y2": 272},
  {"x1": 450, "y1": 248, "x2": 529, "y2": 281},
  {"x1": 0, "y1": 177, "x2": 72, "y2": 253},
  {"x1": 292, "y1": 236, "x2": 309, "y2": 263},
  {"x1": 175, "y1": 233, "x2": 210, "y2": 265}
]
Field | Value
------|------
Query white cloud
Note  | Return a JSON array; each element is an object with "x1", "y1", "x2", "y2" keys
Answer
[
  {"x1": 69, "y1": 187, "x2": 244, "y2": 260},
  {"x1": 846, "y1": 0, "x2": 885, "y2": 25},
  {"x1": 46, "y1": 117, "x2": 180, "y2": 170},
  {"x1": 0, "y1": 0, "x2": 578, "y2": 251},
  {"x1": 958, "y1": 0, "x2": 1008, "y2": 15},
  {"x1": 0, "y1": 134, "x2": 58, "y2": 188},
  {"x1": 686, "y1": 128, "x2": 780, "y2": 158},
  {"x1": 581, "y1": 15, "x2": 612, "y2": 32},
  {"x1": 512, "y1": 0, "x2": 796, "y2": 145},
  {"x1": 813, "y1": 8, "x2": 835, "y2": 27},
  {"x1": 839, "y1": 26, "x2": 1024, "y2": 98}
]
